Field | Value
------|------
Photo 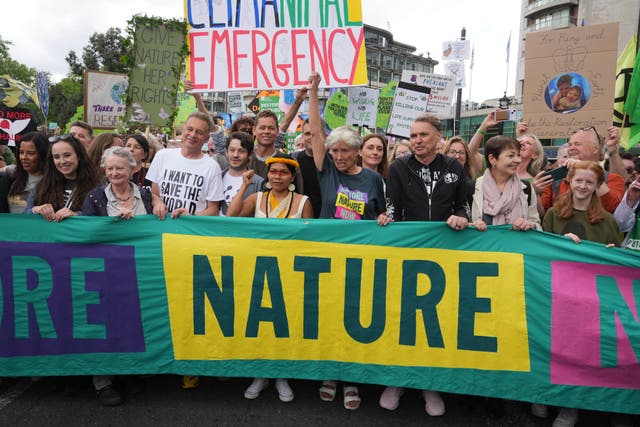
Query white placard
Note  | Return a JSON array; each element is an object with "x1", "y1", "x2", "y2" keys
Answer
[
  {"x1": 85, "y1": 71, "x2": 128, "y2": 129},
  {"x1": 401, "y1": 71, "x2": 455, "y2": 117},
  {"x1": 386, "y1": 81, "x2": 431, "y2": 139},
  {"x1": 445, "y1": 61, "x2": 466, "y2": 89},
  {"x1": 346, "y1": 87, "x2": 379, "y2": 128},
  {"x1": 227, "y1": 92, "x2": 244, "y2": 114},
  {"x1": 442, "y1": 40, "x2": 471, "y2": 61}
]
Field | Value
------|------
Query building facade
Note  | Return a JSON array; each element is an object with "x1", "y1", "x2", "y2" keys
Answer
[{"x1": 515, "y1": 0, "x2": 640, "y2": 100}]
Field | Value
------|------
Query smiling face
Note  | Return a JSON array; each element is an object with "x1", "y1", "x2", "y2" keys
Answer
[
  {"x1": 518, "y1": 136, "x2": 539, "y2": 161},
  {"x1": 570, "y1": 168, "x2": 599, "y2": 203},
  {"x1": 329, "y1": 141, "x2": 359, "y2": 173},
  {"x1": 181, "y1": 117, "x2": 210, "y2": 155},
  {"x1": 51, "y1": 141, "x2": 79, "y2": 180},
  {"x1": 104, "y1": 155, "x2": 132, "y2": 187},
  {"x1": 254, "y1": 116, "x2": 278, "y2": 147},
  {"x1": 567, "y1": 129, "x2": 600, "y2": 161},
  {"x1": 360, "y1": 137, "x2": 384, "y2": 170},
  {"x1": 267, "y1": 162, "x2": 294, "y2": 192},
  {"x1": 490, "y1": 148, "x2": 521, "y2": 178},
  {"x1": 226, "y1": 138, "x2": 249, "y2": 170},
  {"x1": 19, "y1": 140, "x2": 41, "y2": 174}
]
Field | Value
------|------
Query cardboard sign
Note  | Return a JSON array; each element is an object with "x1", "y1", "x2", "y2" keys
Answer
[
  {"x1": 402, "y1": 71, "x2": 455, "y2": 117},
  {"x1": 126, "y1": 21, "x2": 187, "y2": 127},
  {"x1": 346, "y1": 87, "x2": 378, "y2": 128},
  {"x1": 386, "y1": 81, "x2": 431, "y2": 138},
  {"x1": 522, "y1": 23, "x2": 618, "y2": 139},
  {"x1": 85, "y1": 71, "x2": 128, "y2": 129},
  {"x1": 0, "y1": 106, "x2": 37, "y2": 146},
  {"x1": 185, "y1": 0, "x2": 368, "y2": 91}
]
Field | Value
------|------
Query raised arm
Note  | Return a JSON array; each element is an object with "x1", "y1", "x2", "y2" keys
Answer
[
  {"x1": 280, "y1": 87, "x2": 308, "y2": 133},
  {"x1": 184, "y1": 79, "x2": 219, "y2": 133},
  {"x1": 468, "y1": 111, "x2": 500, "y2": 176},
  {"x1": 308, "y1": 72, "x2": 327, "y2": 171}
]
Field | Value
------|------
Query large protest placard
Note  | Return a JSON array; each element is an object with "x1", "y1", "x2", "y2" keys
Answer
[
  {"x1": 0, "y1": 215, "x2": 638, "y2": 414},
  {"x1": 0, "y1": 106, "x2": 37, "y2": 146},
  {"x1": 376, "y1": 80, "x2": 397, "y2": 130},
  {"x1": 346, "y1": 87, "x2": 378, "y2": 128},
  {"x1": 126, "y1": 17, "x2": 187, "y2": 127},
  {"x1": 523, "y1": 23, "x2": 618, "y2": 139},
  {"x1": 227, "y1": 92, "x2": 245, "y2": 114},
  {"x1": 401, "y1": 71, "x2": 455, "y2": 117},
  {"x1": 386, "y1": 81, "x2": 430, "y2": 138},
  {"x1": 185, "y1": 0, "x2": 368, "y2": 91},
  {"x1": 84, "y1": 71, "x2": 128, "y2": 129}
]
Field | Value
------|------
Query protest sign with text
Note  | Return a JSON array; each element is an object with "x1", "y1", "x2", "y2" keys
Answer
[
  {"x1": 523, "y1": 23, "x2": 618, "y2": 139},
  {"x1": 386, "y1": 82, "x2": 430, "y2": 138},
  {"x1": 346, "y1": 87, "x2": 378, "y2": 128},
  {"x1": 85, "y1": 71, "x2": 128, "y2": 129},
  {"x1": 0, "y1": 215, "x2": 638, "y2": 415},
  {"x1": 185, "y1": 0, "x2": 368, "y2": 91},
  {"x1": 401, "y1": 71, "x2": 455, "y2": 117}
]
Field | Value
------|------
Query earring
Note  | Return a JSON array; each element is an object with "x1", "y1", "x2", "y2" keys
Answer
[
  {"x1": 288, "y1": 183, "x2": 295, "y2": 192},
  {"x1": 265, "y1": 182, "x2": 272, "y2": 189}
]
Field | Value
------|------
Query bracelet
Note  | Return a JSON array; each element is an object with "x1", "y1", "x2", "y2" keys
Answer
[{"x1": 476, "y1": 129, "x2": 486, "y2": 136}]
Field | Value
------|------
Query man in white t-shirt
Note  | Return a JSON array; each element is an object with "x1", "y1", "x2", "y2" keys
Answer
[
  {"x1": 147, "y1": 112, "x2": 224, "y2": 217},
  {"x1": 220, "y1": 131, "x2": 263, "y2": 215}
]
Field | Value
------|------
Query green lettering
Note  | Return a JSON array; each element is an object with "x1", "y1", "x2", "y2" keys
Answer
[
  {"x1": 245, "y1": 257, "x2": 289, "y2": 338},
  {"x1": 71, "y1": 258, "x2": 106, "y2": 339},
  {"x1": 457, "y1": 262, "x2": 498, "y2": 352},
  {"x1": 12, "y1": 256, "x2": 56, "y2": 339},
  {"x1": 320, "y1": 0, "x2": 342, "y2": 27},
  {"x1": 293, "y1": 256, "x2": 331, "y2": 340},
  {"x1": 399, "y1": 260, "x2": 445, "y2": 347},
  {"x1": 343, "y1": 258, "x2": 387, "y2": 343},
  {"x1": 193, "y1": 255, "x2": 235, "y2": 337},
  {"x1": 597, "y1": 276, "x2": 640, "y2": 367}
]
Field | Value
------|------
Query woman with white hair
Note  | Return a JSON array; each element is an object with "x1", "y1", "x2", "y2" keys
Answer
[
  {"x1": 82, "y1": 146, "x2": 154, "y2": 218},
  {"x1": 307, "y1": 72, "x2": 389, "y2": 410}
]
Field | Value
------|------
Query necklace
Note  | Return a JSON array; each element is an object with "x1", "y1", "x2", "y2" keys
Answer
[
  {"x1": 265, "y1": 190, "x2": 293, "y2": 218},
  {"x1": 111, "y1": 184, "x2": 133, "y2": 203}
]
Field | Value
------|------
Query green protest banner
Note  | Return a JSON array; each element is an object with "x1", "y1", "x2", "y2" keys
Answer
[
  {"x1": 376, "y1": 80, "x2": 397, "y2": 130},
  {"x1": 125, "y1": 17, "x2": 188, "y2": 127},
  {"x1": 323, "y1": 90, "x2": 347, "y2": 130},
  {"x1": 0, "y1": 215, "x2": 638, "y2": 415}
]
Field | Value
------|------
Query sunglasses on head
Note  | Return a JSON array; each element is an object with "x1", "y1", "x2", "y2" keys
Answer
[
  {"x1": 571, "y1": 126, "x2": 601, "y2": 144},
  {"x1": 49, "y1": 134, "x2": 79, "y2": 144}
]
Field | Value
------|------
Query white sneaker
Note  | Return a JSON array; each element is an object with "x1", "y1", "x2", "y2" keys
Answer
[
  {"x1": 531, "y1": 403, "x2": 549, "y2": 418},
  {"x1": 275, "y1": 378, "x2": 294, "y2": 402},
  {"x1": 244, "y1": 378, "x2": 269, "y2": 399},
  {"x1": 553, "y1": 408, "x2": 578, "y2": 427},
  {"x1": 379, "y1": 386, "x2": 404, "y2": 410}
]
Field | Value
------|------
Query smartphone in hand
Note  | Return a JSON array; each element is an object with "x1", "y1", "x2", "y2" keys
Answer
[{"x1": 543, "y1": 166, "x2": 568, "y2": 182}]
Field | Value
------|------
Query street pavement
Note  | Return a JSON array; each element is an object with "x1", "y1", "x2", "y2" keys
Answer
[{"x1": 0, "y1": 376, "x2": 635, "y2": 426}]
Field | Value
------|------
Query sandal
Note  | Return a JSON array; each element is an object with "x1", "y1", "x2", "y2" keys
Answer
[
  {"x1": 343, "y1": 385, "x2": 361, "y2": 410},
  {"x1": 319, "y1": 380, "x2": 337, "y2": 402}
]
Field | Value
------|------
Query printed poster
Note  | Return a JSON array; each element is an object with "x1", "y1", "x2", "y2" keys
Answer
[
  {"x1": 84, "y1": 70, "x2": 128, "y2": 129},
  {"x1": 386, "y1": 81, "x2": 430, "y2": 139}
]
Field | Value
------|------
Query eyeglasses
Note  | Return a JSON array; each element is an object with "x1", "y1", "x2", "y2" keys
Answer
[
  {"x1": 447, "y1": 150, "x2": 466, "y2": 157},
  {"x1": 48, "y1": 134, "x2": 78, "y2": 144},
  {"x1": 268, "y1": 169, "x2": 291, "y2": 176},
  {"x1": 571, "y1": 126, "x2": 601, "y2": 144}
]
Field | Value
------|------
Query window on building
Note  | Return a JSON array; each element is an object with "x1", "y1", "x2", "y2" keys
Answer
[
  {"x1": 379, "y1": 71, "x2": 391, "y2": 84},
  {"x1": 365, "y1": 32, "x2": 378, "y2": 45},
  {"x1": 382, "y1": 53, "x2": 393, "y2": 68},
  {"x1": 368, "y1": 68, "x2": 379, "y2": 83}
]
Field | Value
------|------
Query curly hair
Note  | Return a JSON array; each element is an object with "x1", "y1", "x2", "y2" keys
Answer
[
  {"x1": 33, "y1": 135, "x2": 99, "y2": 211},
  {"x1": 553, "y1": 161, "x2": 607, "y2": 223}
]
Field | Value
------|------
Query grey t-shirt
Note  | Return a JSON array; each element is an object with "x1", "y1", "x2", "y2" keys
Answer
[{"x1": 318, "y1": 154, "x2": 385, "y2": 220}]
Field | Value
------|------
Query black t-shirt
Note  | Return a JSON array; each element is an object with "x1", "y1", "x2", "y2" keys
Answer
[{"x1": 296, "y1": 151, "x2": 322, "y2": 218}]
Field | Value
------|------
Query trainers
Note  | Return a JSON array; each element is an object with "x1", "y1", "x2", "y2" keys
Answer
[
  {"x1": 244, "y1": 378, "x2": 269, "y2": 399},
  {"x1": 379, "y1": 386, "x2": 404, "y2": 411},
  {"x1": 275, "y1": 379, "x2": 294, "y2": 402},
  {"x1": 97, "y1": 385, "x2": 123, "y2": 407},
  {"x1": 553, "y1": 408, "x2": 578, "y2": 427},
  {"x1": 181, "y1": 376, "x2": 200, "y2": 389},
  {"x1": 422, "y1": 390, "x2": 445, "y2": 416},
  {"x1": 531, "y1": 403, "x2": 549, "y2": 418}
]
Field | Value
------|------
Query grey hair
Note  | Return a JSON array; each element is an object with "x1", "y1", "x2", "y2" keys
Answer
[
  {"x1": 325, "y1": 126, "x2": 361, "y2": 150},
  {"x1": 101, "y1": 146, "x2": 136, "y2": 169}
]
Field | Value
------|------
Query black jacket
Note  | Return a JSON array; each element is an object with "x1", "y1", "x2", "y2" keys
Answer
[
  {"x1": 82, "y1": 184, "x2": 153, "y2": 216},
  {"x1": 387, "y1": 153, "x2": 469, "y2": 222}
]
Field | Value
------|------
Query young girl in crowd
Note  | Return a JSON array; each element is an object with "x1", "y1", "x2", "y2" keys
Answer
[
  {"x1": 538, "y1": 161, "x2": 621, "y2": 427},
  {"x1": 27, "y1": 134, "x2": 99, "y2": 221}
]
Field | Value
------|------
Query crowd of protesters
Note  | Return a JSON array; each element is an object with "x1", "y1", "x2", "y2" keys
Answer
[{"x1": 0, "y1": 72, "x2": 638, "y2": 427}]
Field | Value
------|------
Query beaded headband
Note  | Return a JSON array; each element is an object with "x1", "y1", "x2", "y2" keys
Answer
[{"x1": 265, "y1": 156, "x2": 299, "y2": 169}]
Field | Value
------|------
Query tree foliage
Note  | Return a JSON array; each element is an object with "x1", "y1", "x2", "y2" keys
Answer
[
  {"x1": 48, "y1": 77, "x2": 83, "y2": 129},
  {"x1": 0, "y1": 35, "x2": 36, "y2": 85},
  {"x1": 66, "y1": 27, "x2": 130, "y2": 77}
]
